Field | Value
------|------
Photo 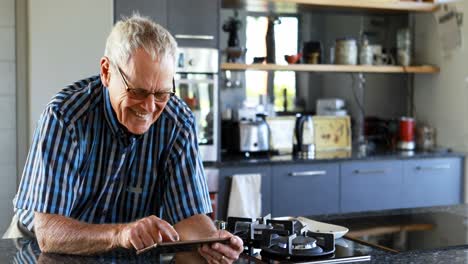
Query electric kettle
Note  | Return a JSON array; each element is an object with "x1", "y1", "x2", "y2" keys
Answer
[{"x1": 293, "y1": 114, "x2": 315, "y2": 158}]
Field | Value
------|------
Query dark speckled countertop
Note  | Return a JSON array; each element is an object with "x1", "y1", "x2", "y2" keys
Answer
[
  {"x1": 5, "y1": 204, "x2": 468, "y2": 263},
  {"x1": 204, "y1": 148, "x2": 465, "y2": 167}
]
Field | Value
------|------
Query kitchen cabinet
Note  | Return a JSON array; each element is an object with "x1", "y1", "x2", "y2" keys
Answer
[
  {"x1": 215, "y1": 155, "x2": 464, "y2": 218},
  {"x1": 114, "y1": 0, "x2": 167, "y2": 27},
  {"x1": 217, "y1": 165, "x2": 271, "y2": 220},
  {"x1": 340, "y1": 160, "x2": 404, "y2": 213},
  {"x1": 167, "y1": 0, "x2": 219, "y2": 48},
  {"x1": 402, "y1": 158, "x2": 462, "y2": 208},
  {"x1": 114, "y1": 0, "x2": 219, "y2": 48},
  {"x1": 271, "y1": 163, "x2": 340, "y2": 217}
]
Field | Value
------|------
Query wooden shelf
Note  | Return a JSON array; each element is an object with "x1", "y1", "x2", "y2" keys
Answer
[
  {"x1": 221, "y1": 63, "x2": 440, "y2": 74},
  {"x1": 275, "y1": 0, "x2": 438, "y2": 12},
  {"x1": 236, "y1": 0, "x2": 439, "y2": 13}
]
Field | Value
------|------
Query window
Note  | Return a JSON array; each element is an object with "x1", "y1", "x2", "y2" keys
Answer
[{"x1": 245, "y1": 15, "x2": 298, "y2": 112}]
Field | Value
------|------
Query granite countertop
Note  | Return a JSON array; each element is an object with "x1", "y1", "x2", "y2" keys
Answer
[
  {"x1": 206, "y1": 148, "x2": 465, "y2": 167},
  {"x1": 4, "y1": 204, "x2": 468, "y2": 263}
]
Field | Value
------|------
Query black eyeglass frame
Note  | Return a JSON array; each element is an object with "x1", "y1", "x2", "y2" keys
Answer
[{"x1": 116, "y1": 65, "x2": 176, "y2": 102}]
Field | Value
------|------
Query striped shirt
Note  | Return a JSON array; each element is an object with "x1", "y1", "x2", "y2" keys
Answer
[{"x1": 13, "y1": 76, "x2": 212, "y2": 232}]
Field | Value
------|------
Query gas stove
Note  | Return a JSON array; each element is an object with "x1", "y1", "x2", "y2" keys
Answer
[{"x1": 225, "y1": 215, "x2": 372, "y2": 263}]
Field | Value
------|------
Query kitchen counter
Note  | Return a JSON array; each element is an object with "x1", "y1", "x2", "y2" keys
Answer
[
  {"x1": 207, "y1": 148, "x2": 465, "y2": 167},
  {"x1": 4, "y1": 204, "x2": 468, "y2": 263}
]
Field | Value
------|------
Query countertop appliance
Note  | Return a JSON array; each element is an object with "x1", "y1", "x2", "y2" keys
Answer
[
  {"x1": 224, "y1": 215, "x2": 371, "y2": 263},
  {"x1": 327, "y1": 211, "x2": 468, "y2": 253},
  {"x1": 175, "y1": 47, "x2": 218, "y2": 161},
  {"x1": 316, "y1": 98, "x2": 347, "y2": 116},
  {"x1": 238, "y1": 114, "x2": 270, "y2": 154},
  {"x1": 293, "y1": 114, "x2": 315, "y2": 158},
  {"x1": 397, "y1": 117, "x2": 415, "y2": 151}
]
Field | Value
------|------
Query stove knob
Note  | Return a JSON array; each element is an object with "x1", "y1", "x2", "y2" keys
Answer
[{"x1": 214, "y1": 220, "x2": 226, "y2": 230}]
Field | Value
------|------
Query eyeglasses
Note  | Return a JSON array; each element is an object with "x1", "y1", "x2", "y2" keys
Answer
[{"x1": 116, "y1": 66, "x2": 175, "y2": 102}]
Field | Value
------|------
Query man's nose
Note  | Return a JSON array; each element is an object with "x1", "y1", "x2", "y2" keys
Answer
[{"x1": 140, "y1": 95, "x2": 156, "y2": 112}]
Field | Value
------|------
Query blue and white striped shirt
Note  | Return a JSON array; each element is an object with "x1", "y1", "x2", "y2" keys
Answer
[{"x1": 14, "y1": 76, "x2": 212, "y2": 232}]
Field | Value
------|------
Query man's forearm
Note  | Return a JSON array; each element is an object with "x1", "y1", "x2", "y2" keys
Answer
[{"x1": 34, "y1": 212, "x2": 122, "y2": 255}]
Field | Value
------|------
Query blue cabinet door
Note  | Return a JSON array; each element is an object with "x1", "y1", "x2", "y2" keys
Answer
[
  {"x1": 114, "y1": 0, "x2": 167, "y2": 27},
  {"x1": 167, "y1": 0, "x2": 219, "y2": 48},
  {"x1": 341, "y1": 161, "x2": 403, "y2": 213},
  {"x1": 271, "y1": 163, "x2": 340, "y2": 217},
  {"x1": 402, "y1": 158, "x2": 462, "y2": 208},
  {"x1": 218, "y1": 166, "x2": 271, "y2": 220},
  {"x1": 114, "y1": 0, "x2": 219, "y2": 48}
]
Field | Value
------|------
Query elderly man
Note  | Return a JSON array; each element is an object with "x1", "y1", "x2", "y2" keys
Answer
[{"x1": 12, "y1": 14, "x2": 243, "y2": 263}]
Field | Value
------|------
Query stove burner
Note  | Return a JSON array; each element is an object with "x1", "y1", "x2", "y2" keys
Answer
[
  {"x1": 260, "y1": 230, "x2": 335, "y2": 261},
  {"x1": 253, "y1": 223, "x2": 273, "y2": 235},
  {"x1": 226, "y1": 215, "x2": 337, "y2": 261},
  {"x1": 292, "y1": 236, "x2": 317, "y2": 250}
]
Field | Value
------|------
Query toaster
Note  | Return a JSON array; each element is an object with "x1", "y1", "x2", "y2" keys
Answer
[{"x1": 238, "y1": 117, "x2": 270, "y2": 153}]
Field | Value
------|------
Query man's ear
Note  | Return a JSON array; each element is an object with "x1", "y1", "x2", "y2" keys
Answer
[{"x1": 100, "y1": 56, "x2": 111, "y2": 87}]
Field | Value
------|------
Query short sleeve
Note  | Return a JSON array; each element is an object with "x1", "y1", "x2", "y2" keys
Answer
[
  {"x1": 14, "y1": 106, "x2": 81, "y2": 219},
  {"x1": 163, "y1": 118, "x2": 212, "y2": 224}
]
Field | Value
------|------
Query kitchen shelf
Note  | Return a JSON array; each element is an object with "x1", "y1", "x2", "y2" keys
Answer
[
  {"x1": 278, "y1": 0, "x2": 437, "y2": 12},
  {"x1": 221, "y1": 63, "x2": 440, "y2": 74},
  {"x1": 238, "y1": 0, "x2": 439, "y2": 13}
]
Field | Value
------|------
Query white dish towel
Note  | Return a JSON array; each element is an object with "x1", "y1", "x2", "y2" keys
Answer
[{"x1": 227, "y1": 173, "x2": 262, "y2": 218}]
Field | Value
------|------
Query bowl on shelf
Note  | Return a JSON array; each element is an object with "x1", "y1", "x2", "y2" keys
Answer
[
  {"x1": 285, "y1": 53, "x2": 302, "y2": 64},
  {"x1": 225, "y1": 47, "x2": 247, "y2": 63}
]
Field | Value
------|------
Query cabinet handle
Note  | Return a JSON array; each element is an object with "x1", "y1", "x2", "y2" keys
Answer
[
  {"x1": 353, "y1": 169, "x2": 386, "y2": 174},
  {"x1": 289, "y1": 170, "x2": 327, "y2": 177},
  {"x1": 175, "y1": 34, "x2": 214, "y2": 40},
  {"x1": 416, "y1": 164, "x2": 451, "y2": 171}
]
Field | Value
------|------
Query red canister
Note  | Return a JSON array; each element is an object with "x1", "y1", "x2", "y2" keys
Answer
[
  {"x1": 398, "y1": 117, "x2": 415, "y2": 150},
  {"x1": 399, "y1": 117, "x2": 415, "y2": 141}
]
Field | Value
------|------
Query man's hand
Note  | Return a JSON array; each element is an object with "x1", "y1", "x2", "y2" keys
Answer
[
  {"x1": 198, "y1": 230, "x2": 243, "y2": 264},
  {"x1": 116, "y1": 215, "x2": 179, "y2": 250}
]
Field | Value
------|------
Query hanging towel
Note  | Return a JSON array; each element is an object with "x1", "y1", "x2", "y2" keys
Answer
[{"x1": 227, "y1": 174, "x2": 262, "y2": 218}]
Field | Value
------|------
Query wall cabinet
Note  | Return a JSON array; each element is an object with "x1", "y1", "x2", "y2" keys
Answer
[
  {"x1": 271, "y1": 163, "x2": 340, "y2": 217},
  {"x1": 340, "y1": 161, "x2": 404, "y2": 213},
  {"x1": 114, "y1": 0, "x2": 219, "y2": 48},
  {"x1": 167, "y1": 0, "x2": 219, "y2": 48},
  {"x1": 402, "y1": 158, "x2": 462, "y2": 208},
  {"x1": 114, "y1": 0, "x2": 167, "y2": 27}
]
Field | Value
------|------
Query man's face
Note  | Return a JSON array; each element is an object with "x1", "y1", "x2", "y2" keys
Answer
[{"x1": 103, "y1": 49, "x2": 175, "y2": 135}]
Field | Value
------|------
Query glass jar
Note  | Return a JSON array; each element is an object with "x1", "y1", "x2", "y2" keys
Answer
[
  {"x1": 335, "y1": 38, "x2": 358, "y2": 65},
  {"x1": 397, "y1": 28, "x2": 411, "y2": 66},
  {"x1": 359, "y1": 38, "x2": 373, "y2": 65}
]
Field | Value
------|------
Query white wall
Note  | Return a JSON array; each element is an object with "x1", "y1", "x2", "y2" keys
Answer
[
  {"x1": 414, "y1": 2, "x2": 468, "y2": 200},
  {"x1": 0, "y1": 0, "x2": 18, "y2": 233},
  {"x1": 28, "y1": 0, "x2": 113, "y2": 137}
]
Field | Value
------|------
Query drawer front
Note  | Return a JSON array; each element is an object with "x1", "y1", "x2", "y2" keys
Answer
[
  {"x1": 272, "y1": 163, "x2": 339, "y2": 217},
  {"x1": 341, "y1": 161, "x2": 403, "y2": 213},
  {"x1": 402, "y1": 158, "x2": 462, "y2": 208}
]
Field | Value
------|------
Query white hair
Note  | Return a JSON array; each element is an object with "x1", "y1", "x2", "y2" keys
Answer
[{"x1": 104, "y1": 13, "x2": 177, "y2": 68}]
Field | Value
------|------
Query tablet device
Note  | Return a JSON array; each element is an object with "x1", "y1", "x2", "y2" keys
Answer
[{"x1": 136, "y1": 237, "x2": 231, "y2": 255}]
